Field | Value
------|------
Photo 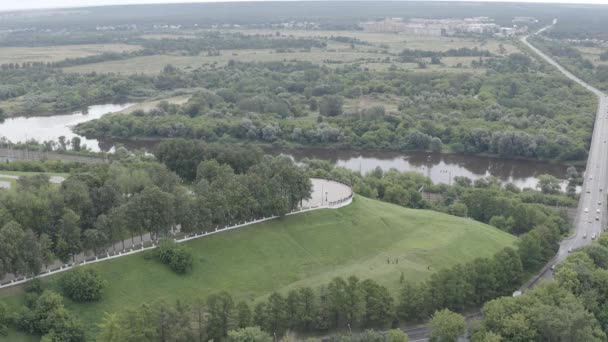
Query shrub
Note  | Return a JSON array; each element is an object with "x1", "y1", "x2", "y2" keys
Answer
[
  {"x1": 59, "y1": 268, "x2": 106, "y2": 302},
  {"x1": 156, "y1": 239, "x2": 194, "y2": 274}
]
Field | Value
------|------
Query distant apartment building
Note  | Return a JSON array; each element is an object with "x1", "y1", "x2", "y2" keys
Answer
[
  {"x1": 360, "y1": 17, "x2": 526, "y2": 37},
  {"x1": 359, "y1": 17, "x2": 499, "y2": 36},
  {"x1": 513, "y1": 16, "x2": 539, "y2": 24}
]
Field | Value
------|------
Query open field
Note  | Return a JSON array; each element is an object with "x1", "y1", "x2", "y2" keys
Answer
[
  {"x1": 62, "y1": 48, "x2": 487, "y2": 75},
  {"x1": 575, "y1": 45, "x2": 608, "y2": 67},
  {"x1": 63, "y1": 48, "x2": 388, "y2": 74},
  {"x1": 0, "y1": 44, "x2": 141, "y2": 64},
  {"x1": 228, "y1": 29, "x2": 522, "y2": 54},
  {"x1": 0, "y1": 196, "x2": 516, "y2": 340},
  {"x1": 112, "y1": 94, "x2": 192, "y2": 115},
  {"x1": 61, "y1": 29, "x2": 521, "y2": 75}
]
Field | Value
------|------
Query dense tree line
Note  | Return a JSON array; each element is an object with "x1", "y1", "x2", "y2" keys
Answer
[
  {"x1": 398, "y1": 47, "x2": 492, "y2": 63},
  {"x1": 75, "y1": 55, "x2": 596, "y2": 161},
  {"x1": 0, "y1": 149, "x2": 311, "y2": 280},
  {"x1": 472, "y1": 237, "x2": 608, "y2": 340},
  {"x1": 44, "y1": 32, "x2": 328, "y2": 69},
  {"x1": 532, "y1": 36, "x2": 608, "y2": 91},
  {"x1": 0, "y1": 66, "x2": 159, "y2": 114},
  {"x1": 136, "y1": 32, "x2": 326, "y2": 56},
  {"x1": 89, "y1": 252, "x2": 525, "y2": 342}
]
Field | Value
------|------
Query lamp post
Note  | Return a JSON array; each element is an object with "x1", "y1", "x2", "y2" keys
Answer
[{"x1": 321, "y1": 184, "x2": 324, "y2": 206}]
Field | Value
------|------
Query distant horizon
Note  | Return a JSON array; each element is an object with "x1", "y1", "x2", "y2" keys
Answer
[{"x1": 2, "y1": 0, "x2": 608, "y2": 12}]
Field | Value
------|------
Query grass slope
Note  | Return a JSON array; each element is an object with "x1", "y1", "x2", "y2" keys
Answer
[{"x1": 0, "y1": 196, "x2": 516, "y2": 340}]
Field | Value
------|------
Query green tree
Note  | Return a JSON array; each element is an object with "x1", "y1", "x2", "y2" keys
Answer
[
  {"x1": 536, "y1": 174, "x2": 561, "y2": 194},
  {"x1": 96, "y1": 312, "x2": 123, "y2": 342},
  {"x1": 0, "y1": 302, "x2": 8, "y2": 336},
  {"x1": 387, "y1": 329, "x2": 410, "y2": 342},
  {"x1": 361, "y1": 279, "x2": 394, "y2": 327},
  {"x1": 236, "y1": 301, "x2": 252, "y2": 329},
  {"x1": 82, "y1": 229, "x2": 108, "y2": 256},
  {"x1": 124, "y1": 186, "x2": 175, "y2": 241},
  {"x1": 296, "y1": 287, "x2": 317, "y2": 331},
  {"x1": 57, "y1": 209, "x2": 82, "y2": 262},
  {"x1": 59, "y1": 268, "x2": 106, "y2": 302},
  {"x1": 0, "y1": 221, "x2": 25, "y2": 277},
  {"x1": 266, "y1": 292, "x2": 287, "y2": 335},
  {"x1": 319, "y1": 95, "x2": 343, "y2": 117},
  {"x1": 207, "y1": 291, "x2": 236, "y2": 341},
  {"x1": 429, "y1": 309, "x2": 465, "y2": 342},
  {"x1": 227, "y1": 326, "x2": 272, "y2": 342},
  {"x1": 20, "y1": 229, "x2": 44, "y2": 276},
  {"x1": 397, "y1": 282, "x2": 428, "y2": 322}
]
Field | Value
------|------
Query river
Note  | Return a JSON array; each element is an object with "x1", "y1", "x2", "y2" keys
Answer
[
  {"x1": 0, "y1": 103, "x2": 576, "y2": 190},
  {"x1": 0, "y1": 103, "x2": 135, "y2": 152},
  {"x1": 271, "y1": 148, "x2": 574, "y2": 190}
]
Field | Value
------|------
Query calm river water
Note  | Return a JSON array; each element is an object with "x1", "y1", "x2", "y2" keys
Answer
[
  {"x1": 0, "y1": 103, "x2": 576, "y2": 190},
  {"x1": 0, "y1": 103, "x2": 134, "y2": 151}
]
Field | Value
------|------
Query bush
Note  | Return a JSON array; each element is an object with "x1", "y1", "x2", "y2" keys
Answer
[
  {"x1": 59, "y1": 268, "x2": 106, "y2": 302},
  {"x1": 25, "y1": 278, "x2": 44, "y2": 294},
  {"x1": 156, "y1": 239, "x2": 194, "y2": 274},
  {"x1": 0, "y1": 302, "x2": 7, "y2": 336}
]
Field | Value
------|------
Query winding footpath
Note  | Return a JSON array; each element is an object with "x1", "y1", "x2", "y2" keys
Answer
[{"x1": 0, "y1": 178, "x2": 353, "y2": 289}]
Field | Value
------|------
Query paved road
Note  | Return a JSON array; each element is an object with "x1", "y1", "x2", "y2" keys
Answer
[{"x1": 522, "y1": 21, "x2": 608, "y2": 282}]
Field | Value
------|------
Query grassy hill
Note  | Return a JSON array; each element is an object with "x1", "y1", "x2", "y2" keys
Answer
[{"x1": 0, "y1": 196, "x2": 516, "y2": 340}]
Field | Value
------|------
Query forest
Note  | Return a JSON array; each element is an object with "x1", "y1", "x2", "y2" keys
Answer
[
  {"x1": 0, "y1": 144, "x2": 311, "y2": 280},
  {"x1": 71, "y1": 52, "x2": 596, "y2": 161}
]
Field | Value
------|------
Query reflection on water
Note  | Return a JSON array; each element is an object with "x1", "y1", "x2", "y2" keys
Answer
[
  {"x1": 0, "y1": 104, "x2": 577, "y2": 191},
  {"x1": 271, "y1": 148, "x2": 574, "y2": 190},
  {"x1": 0, "y1": 103, "x2": 135, "y2": 152}
]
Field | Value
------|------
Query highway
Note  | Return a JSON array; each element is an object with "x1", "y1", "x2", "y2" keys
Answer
[{"x1": 522, "y1": 21, "x2": 608, "y2": 282}]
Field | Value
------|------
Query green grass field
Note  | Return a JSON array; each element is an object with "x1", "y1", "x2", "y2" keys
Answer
[
  {"x1": 0, "y1": 196, "x2": 516, "y2": 340},
  {"x1": 61, "y1": 29, "x2": 522, "y2": 75},
  {"x1": 0, "y1": 44, "x2": 141, "y2": 65}
]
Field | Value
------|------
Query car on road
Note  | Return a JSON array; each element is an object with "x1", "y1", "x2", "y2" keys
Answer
[
  {"x1": 585, "y1": 208, "x2": 589, "y2": 213},
  {"x1": 584, "y1": 233, "x2": 587, "y2": 238},
  {"x1": 599, "y1": 201, "x2": 603, "y2": 206},
  {"x1": 593, "y1": 234, "x2": 597, "y2": 240},
  {"x1": 587, "y1": 189, "x2": 592, "y2": 194},
  {"x1": 590, "y1": 176, "x2": 594, "y2": 180},
  {"x1": 597, "y1": 216, "x2": 600, "y2": 221},
  {"x1": 551, "y1": 264, "x2": 555, "y2": 271},
  {"x1": 568, "y1": 247, "x2": 573, "y2": 253},
  {"x1": 598, "y1": 209, "x2": 601, "y2": 213}
]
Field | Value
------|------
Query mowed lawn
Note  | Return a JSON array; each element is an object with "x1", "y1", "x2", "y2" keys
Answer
[{"x1": 0, "y1": 196, "x2": 516, "y2": 340}]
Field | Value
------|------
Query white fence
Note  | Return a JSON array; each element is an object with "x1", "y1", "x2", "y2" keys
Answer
[{"x1": 0, "y1": 180, "x2": 353, "y2": 289}]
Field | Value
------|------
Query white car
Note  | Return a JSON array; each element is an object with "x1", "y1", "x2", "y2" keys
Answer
[
  {"x1": 597, "y1": 209, "x2": 601, "y2": 214},
  {"x1": 568, "y1": 247, "x2": 573, "y2": 253},
  {"x1": 585, "y1": 208, "x2": 589, "y2": 213},
  {"x1": 592, "y1": 234, "x2": 597, "y2": 240}
]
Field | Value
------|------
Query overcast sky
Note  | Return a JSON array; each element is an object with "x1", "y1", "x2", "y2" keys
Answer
[{"x1": 2, "y1": 0, "x2": 608, "y2": 12}]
